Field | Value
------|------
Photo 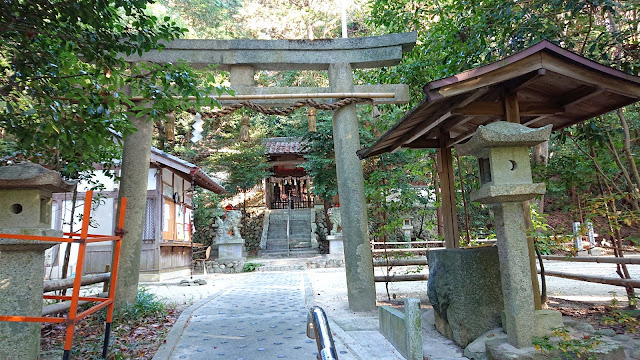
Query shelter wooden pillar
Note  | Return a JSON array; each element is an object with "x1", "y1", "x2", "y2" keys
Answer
[
  {"x1": 504, "y1": 91, "x2": 542, "y2": 310},
  {"x1": 437, "y1": 130, "x2": 459, "y2": 248}
]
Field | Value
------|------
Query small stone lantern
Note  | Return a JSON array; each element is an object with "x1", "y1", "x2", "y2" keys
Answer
[
  {"x1": 456, "y1": 122, "x2": 556, "y2": 349},
  {"x1": 401, "y1": 217, "x2": 413, "y2": 243},
  {"x1": 0, "y1": 162, "x2": 76, "y2": 359}
]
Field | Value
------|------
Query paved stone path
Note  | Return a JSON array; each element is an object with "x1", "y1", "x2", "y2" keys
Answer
[{"x1": 167, "y1": 272, "x2": 352, "y2": 360}]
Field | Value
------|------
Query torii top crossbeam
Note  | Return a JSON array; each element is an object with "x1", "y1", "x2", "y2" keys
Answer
[{"x1": 127, "y1": 33, "x2": 416, "y2": 71}]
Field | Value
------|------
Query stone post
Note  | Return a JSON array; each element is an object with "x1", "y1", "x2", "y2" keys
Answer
[
  {"x1": 456, "y1": 122, "x2": 555, "y2": 348},
  {"x1": 0, "y1": 163, "x2": 75, "y2": 359},
  {"x1": 493, "y1": 201, "x2": 536, "y2": 347},
  {"x1": 114, "y1": 111, "x2": 153, "y2": 308},
  {"x1": 328, "y1": 62, "x2": 376, "y2": 311},
  {"x1": 573, "y1": 221, "x2": 583, "y2": 251}
]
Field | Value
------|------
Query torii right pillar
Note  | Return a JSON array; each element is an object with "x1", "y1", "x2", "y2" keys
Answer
[
  {"x1": 455, "y1": 122, "x2": 561, "y2": 348},
  {"x1": 329, "y1": 63, "x2": 376, "y2": 311}
]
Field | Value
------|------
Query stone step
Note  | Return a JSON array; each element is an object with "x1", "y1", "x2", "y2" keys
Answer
[{"x1": 258, "y1": 249, "x2": 319, "y2": 259}]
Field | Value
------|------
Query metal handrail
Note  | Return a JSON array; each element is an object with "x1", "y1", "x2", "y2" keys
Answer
[
  {"x1": 287, "y1": 199, "x2": 291, "y2": 256},
  {"x1": 306, "y1": 306, "x2": 338, "y2": 360}
]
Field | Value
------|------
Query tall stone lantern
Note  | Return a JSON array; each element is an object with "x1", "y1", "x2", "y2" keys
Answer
[
  {"x1": 455, "y1": 122, "x2": 554, "y2": 349},
  {"x1": 0, "y1": 162, "x2": 76, "y2": 359}
]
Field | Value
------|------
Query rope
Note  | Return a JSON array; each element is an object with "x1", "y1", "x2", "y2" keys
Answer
[{"x1": 190, "y1": 97, "x2": 373, "y2": 118}]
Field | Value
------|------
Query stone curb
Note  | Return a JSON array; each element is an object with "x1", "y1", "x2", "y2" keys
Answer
[{"x1": 152, "y1": 286, "x2": 230, "y2": 360}]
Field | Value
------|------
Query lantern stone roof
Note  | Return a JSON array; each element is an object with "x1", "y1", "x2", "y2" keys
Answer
[
  {"x1": 0, "y1": 162, "x2": 76, "y2": 192},
  {"x1": 358, "y1": 40, "x2": 640, "y2": 159}
]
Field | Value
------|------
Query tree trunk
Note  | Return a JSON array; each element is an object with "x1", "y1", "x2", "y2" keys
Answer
[
  {"x1": 605, "y1": 132, "x2": 640, "y2": 211},
  {"x1": 114, "y1": 111, "x2": 153, "y2": 308},
  {"x1": 60, "y1": 187, "x2": 78, "y2": 295},
  {"x1": 617, "y1": 109, "x2": 640, "y2": 195},
  {"x1": 533, "y1": 141, "x2": 549, "y2": 213}
]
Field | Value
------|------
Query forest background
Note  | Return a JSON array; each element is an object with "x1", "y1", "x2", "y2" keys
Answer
[{"x1": 1, "y1": 0, "x2": 639, "y2": 253}]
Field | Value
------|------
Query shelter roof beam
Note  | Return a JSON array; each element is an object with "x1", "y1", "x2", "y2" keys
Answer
[{"x1": 389, "y1": 87, "x2": 489, "y2": 153}]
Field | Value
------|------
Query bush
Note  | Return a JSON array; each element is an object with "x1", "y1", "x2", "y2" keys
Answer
[
  {"x1": 115, "y1": 287, "x2": 166, "y2": 320},
  {"x1": 242, "y1": 262, "x2": 263, "y2": 272}
]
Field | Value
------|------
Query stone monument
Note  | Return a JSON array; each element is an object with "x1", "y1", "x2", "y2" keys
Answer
[
  {"x1": 214, "y1": 210, "x2": 245, "y2": 260},
  {"x1": 327, "y1": 206, "x2": 344, "y2": 258},
  {"x1": 456, "y1": 121, "x2": 562, "y2": 349},
  {"x1": 0, "y1": 162, "x2": 76, "y2": 359}
]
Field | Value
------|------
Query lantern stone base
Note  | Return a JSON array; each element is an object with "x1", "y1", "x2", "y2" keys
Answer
[
  {"x1": 427, "y1": 247, "x2": 503, "y2": 348},
  {"x1": 0, "y1": 228, "x2": 60, "y2": 360}
]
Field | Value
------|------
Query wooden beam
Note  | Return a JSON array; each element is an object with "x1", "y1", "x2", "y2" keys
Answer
[
  {"x1": 504, "y1": 91, "x2": 520, "y2": 123},
  {"x1": 374, "y1": 274, "x2": 429, "y2": 282},
  {"x1": 453, "y1": 101, "x2": 503, "y2": 116},
  {"x1": 505, "y1": 68, "x2": 547, "y2": 94},
  {"x1": 403, "y1": 137, "x2": 440, "y2": 149},
  {"x1": 522, "y1": 86, "x2": 603, "y2": 127},
  {"x1": 426, "y1": 54, "x2": 543, "y2": 100},
  {"x1": 269, "y1": 160, "x2": 304, "y2": 167},
  {"x1": 389, "y1": 87, "x2": 490, "y2": 152},
  {"x1": 452, "y1": 101, "x2": 563, "y2": 116},
  {"x1": 540, "y1": 53, "x2": 640, "y2": 98},
  {"x1": 447, "y1": 117, "x2": 498, "y2": 147},
  {"x1": 437, "y1": 130, "x2": 460, "y2": 248}
]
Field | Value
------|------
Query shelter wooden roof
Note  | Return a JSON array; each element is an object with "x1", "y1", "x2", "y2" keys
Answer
[{"x1": 358, "y1": 40, "x2": 640, "y2": 159}]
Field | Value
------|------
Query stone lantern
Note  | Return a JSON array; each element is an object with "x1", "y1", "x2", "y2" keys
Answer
[
  {"x1": 456, "y1": 121, "x2": 559, "y2": 349},
  {"x1": 0, "y1": 162, "x2": 76, "y2": 359}
]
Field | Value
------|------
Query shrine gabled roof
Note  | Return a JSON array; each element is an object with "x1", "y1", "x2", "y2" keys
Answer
[
  {"x1": 263, "y1": 137, "x2": 308, "y2": 155},
  {"x1": 150, "y1": 148, "x2": 225, "y2": 194},
  {"x1": 358, "y1": 40, "x2": 640, "y2": 159}
]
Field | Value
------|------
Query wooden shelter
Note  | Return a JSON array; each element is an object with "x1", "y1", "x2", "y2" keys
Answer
[{"x1": 358, "y1": 40, "x2": 640, "y2": 248}]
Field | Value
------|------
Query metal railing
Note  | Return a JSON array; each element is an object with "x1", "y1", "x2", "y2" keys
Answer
[
  {"x1": 287, "y1": 199, "x2": 291, "y2": 256},
  {"x1": 271, "y1": 198, "x2": 314, "y2": 209},
  {"x1": 306, "y1": 306, "x2": 338, "y2": 360}
]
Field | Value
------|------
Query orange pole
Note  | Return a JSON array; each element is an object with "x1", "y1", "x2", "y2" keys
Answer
[
  {"x1": 0, "y1": 315, "x2": 67, "y2": 324},
  {"x1": 103, "y1": 197, "x2": 127, "y2": 358},
  {"x1": 63, "y1": 190, "x2": 93, "y2": 353},
  {"x1": 77, "y1": 299, "x2": 112, "y2": 320},
  {"x1": 107, "y1": 197, "x2": 127, "y2": 323}
]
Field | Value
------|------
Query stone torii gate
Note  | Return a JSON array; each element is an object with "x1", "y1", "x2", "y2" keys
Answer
[{"x1": 127, "y1": 33, "x2": 417, "y2": 311}]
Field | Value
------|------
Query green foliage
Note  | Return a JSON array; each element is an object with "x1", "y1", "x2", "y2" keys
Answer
[
  {"x1": 242, "y1": 262, "x2": 263, "y2": 272},
  {"x1": 0, "y1": 1, "x2": 229, "y2": 179},
  {"x1": 156, "y1": 0, "x2": 373, "y2": 40},
  {"x1": 193, "y1": 189, "x2": 223, "y2": 245},
  {"x1": 603, "y1": 292, "x2": 640, "y2": 333},
  {"x1": 114, "y1": 287, "x2": 166, "y2": 321},
  {"x1": 532, "y1": 327, "x2": 601, "y2": 359},
  {"x1": 210, "y1": 142, "x2": 271, "y2": 195},
  {"x1": 302, "y1": 115, "x2": 338, "y2": 201}
]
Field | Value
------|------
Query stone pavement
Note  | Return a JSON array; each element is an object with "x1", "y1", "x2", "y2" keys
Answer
[{"x1": 154, "y1": 271, "x2": 360, "y2": 360}]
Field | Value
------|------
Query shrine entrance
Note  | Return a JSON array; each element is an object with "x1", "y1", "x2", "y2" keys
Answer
[{"x1": 263, "y1": 137, "x2": 314, "y2": 209}]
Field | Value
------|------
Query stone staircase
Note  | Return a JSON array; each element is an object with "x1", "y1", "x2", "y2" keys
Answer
[{"x1": 259, "y1": 209, "x2": 318, "y2": 257}]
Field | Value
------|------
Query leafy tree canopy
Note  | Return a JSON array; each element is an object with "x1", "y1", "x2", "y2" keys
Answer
[{"x1": 1, "y1": 0, "x2": 227, "y2": 179}]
